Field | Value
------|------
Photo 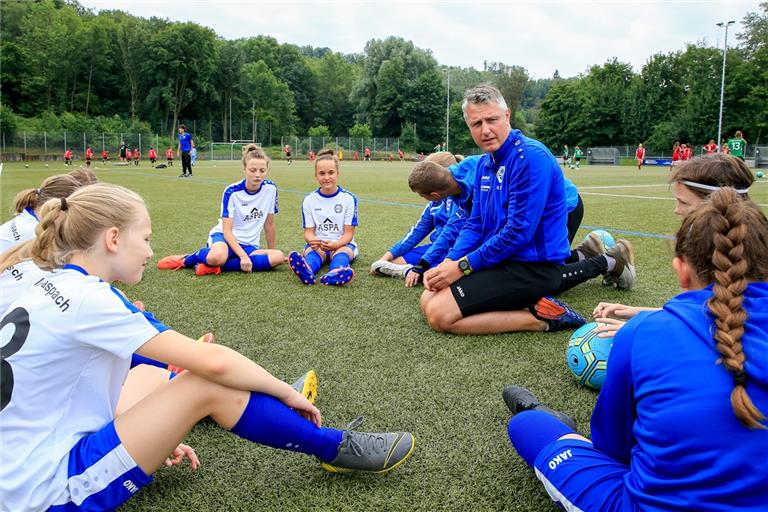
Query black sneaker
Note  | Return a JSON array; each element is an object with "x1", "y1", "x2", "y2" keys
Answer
[
  {"x1": 528, "y1": 297, "x2": 586, "y2": 332},
  {"x1": 502, "y1": 385, "x2": 577, "y2": 430},
  {"x1": 320, "y1": 417, "x2": 415, "y2": 474}
]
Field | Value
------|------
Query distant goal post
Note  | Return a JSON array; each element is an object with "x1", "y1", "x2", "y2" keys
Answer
[{"x1": 210, "y1": 141, "x2": 261, "y2": 160}]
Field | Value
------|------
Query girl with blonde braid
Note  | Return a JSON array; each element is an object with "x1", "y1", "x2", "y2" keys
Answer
[{"x1": 502, "y1": 186, "x2": 768, "y2": 511}]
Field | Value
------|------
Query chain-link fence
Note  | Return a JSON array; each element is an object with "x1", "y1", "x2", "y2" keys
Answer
[{"x1": 0, "y1": 132, "x2": 178, "y2": 162}]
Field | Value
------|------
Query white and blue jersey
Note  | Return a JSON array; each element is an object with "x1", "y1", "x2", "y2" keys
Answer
[
  {"x1": 0, "y1": 208, "x2": 39, "y2": 252},
  {"x1": 447, "y1": 130, "x2": 570, "y2": 270},
  {"x1": 0, "y1": 260, "x2": 45, "y2": 315},
  {"x1": 390, "y1": 156, "x2": 479, "y2": 268},
  {"x1": 587, "y1": 283, "x2": 768, "y2": 510},
  {"x1": 301, "y1": 186, "x2": 358, "y2": 247},
  {"x1": 0, "y1": 264, "x2": 168, "y2": 511},
  {"x1": 209, "y1": 179, "x2": 278, "y2": 249}
]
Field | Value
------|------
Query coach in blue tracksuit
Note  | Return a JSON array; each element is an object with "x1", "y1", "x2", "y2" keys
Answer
[
  {"x1": 420, "y1": 84, "x2": 576, "y2": 335},
  {"x1": 177, "y1": 124, "x2": 194, "y2": 177}
]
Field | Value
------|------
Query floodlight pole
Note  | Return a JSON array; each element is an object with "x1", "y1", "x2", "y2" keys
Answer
[
  {"x1": 445, "y1": 69, "x2": 450, "y2": 152},
  {"x1": 716, "y1": 20, "x2": 735, "y2": 153}
]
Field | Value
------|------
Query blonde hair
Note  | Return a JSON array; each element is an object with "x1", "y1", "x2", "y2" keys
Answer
[
  {"x1": 315, "y1": 148, "x2": 339, "y2": 172},
  {"x1": 0, "y1": 183, "x2": 146, "y2": 272},
  {"x1": 675, "y1": 187, "x2": 768, "y2": 429},
  {"x1": 241, "y1": 143, "x2": 269, "y2": 168}
]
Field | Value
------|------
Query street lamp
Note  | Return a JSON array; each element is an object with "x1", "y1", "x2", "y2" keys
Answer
[{"x1": 716, "y1": 20, "x2": 735, "y2": 153}]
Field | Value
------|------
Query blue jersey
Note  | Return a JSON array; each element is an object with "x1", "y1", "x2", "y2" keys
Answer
[
  {"x1": 563, "y1": 177, "x2": 579, "y2": 212},
  {"x1": 389, "y1": 156, "x2": 478, "y2": 268},
  {"x1": 178, "y1": 132, "x2": 192, "y2": 152},
  {"x1": 592, "y1": 283, "x2": 768, "y2": 511},
  {"x1": 447, "y1": 130, "x2": 570, "y2": 270}
]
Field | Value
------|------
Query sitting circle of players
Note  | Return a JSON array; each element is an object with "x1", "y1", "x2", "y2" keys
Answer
[{"x1": 3, "y1": 83, "x2": 765, "y2": 511}]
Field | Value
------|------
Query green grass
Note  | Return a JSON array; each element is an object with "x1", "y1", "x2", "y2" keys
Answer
[{"x1": 1, "y1": 159, "x2": 766, "y2": 511}]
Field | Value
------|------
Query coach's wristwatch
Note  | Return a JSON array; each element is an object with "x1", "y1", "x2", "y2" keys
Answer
[{"x1": 458, "y1": 257, "x2": 473, "y2": 276}]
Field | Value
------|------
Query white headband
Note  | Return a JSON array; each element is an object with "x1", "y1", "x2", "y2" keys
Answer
[{"x1": 680, "y1": 180, "x2": 749, "y2": 195}]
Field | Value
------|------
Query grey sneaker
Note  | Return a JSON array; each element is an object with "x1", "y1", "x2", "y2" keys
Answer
[
  {"x1": 502, "y1": 385, "x2": 577, "y2": 430},
  {"x1": 320, "y1": 417, "x2": 415, "y2": 474},
  {"x1": 290, "y1": 370, "x2": 318, "y2": 405},
  {"x1": 604, "y1": 238, "x2": 636, "y2": 290},
  {"x1": 574, "y1": 232, "x2": 606, "y2": 259},
  {"x1": 370, "y1": 260, "x2": 411, "y2": 279}
]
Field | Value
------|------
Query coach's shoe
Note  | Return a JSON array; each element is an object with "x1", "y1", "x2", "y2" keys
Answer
[
  {"x1": 291, "y1": 370, "x2": 318, "y2": 405},
  {"x1": 320, "y1": 417, "x2": 415, "y2": 474},
  {"x1": 370, "y1": 260, "x2": 411, "y2": 279},
  {"x1": 195, "y1": 263, "x2": 222, "y2": 276},
  {"x1": 289, "y1": 251, "x2": 317, "y2": 285},
  {"x1": 604, "y1": 238, "x2": 636, "y2": 290},
  {"x1": 167, "y1": 332, "x2": 215, "y2": 374},
  {"x1": 157, "y1": 254, "x2": 187, "y2": 270},
  {"x1": 502, "y1": 385, "x2": 577, "y2": 430},
  {"x1": 528, "y1": 297, "x2": 586, "y2": 332},
  {"x1": 320, "y1": 267, "x2": 355, "y2": 287},
  {"x1": 574, "y1": 232, "x2": 605, "y2": 260}
]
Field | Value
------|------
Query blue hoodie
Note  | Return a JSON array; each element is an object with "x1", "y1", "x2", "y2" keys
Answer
[
  {"x1": 389, "y1": 156, "x2": 478, "y2": 268},
  {"x1": 592, "y1": 283, "x2": 768, "y2": 511},
  {"x1": 447, "y1": 130, "x2": 570, "y2": 270}
]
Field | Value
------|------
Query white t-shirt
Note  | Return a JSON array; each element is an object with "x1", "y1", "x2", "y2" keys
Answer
[
  {"x1": 209, "y1": 179, "x2": 278, "y2": 248},
  {"x1": 0, "y1": 265, "x2": 168, "y2": 512},
  {"x1": 0, "y1": 260, "x2": 45, "y2": 315},
  {"x1": 301, "y1": 187, "x2": 358, "y2": 246},
  {"x1": 0, "y1": 208, "x2": 38, "y2": 253}
]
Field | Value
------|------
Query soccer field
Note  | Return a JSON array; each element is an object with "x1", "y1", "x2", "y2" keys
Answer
[{"x1": 2, "y1": 160, "x2": 767, "y2": 511}]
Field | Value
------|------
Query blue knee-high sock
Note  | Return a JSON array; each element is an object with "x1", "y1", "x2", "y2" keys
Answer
[
  {"x1": 305, "y1": 251, "x2": 323, "y2": 274},
  {"x1": 184, "y1": 247, "x2": 210, "y2": 267},
  {"x1": 230, "y1": 392, "x2": 343, "y2": 461},
  {"x1": 329, "y1": 252, "x2": 351, "y2": 271},
  {"x1": 250, "y1": 254, "x2": 273, "y2": 271},
  {"x1": 221, "y1": 256, "x2": 242, "y2": 272},
  {"x1": 130, "y1": 353, "x2": 167, "y2": 370},
  {"x1": 507, "y1": 410, "x2": 575, "y2": 468}
]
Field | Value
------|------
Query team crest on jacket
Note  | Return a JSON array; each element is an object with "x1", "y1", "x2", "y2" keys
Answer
[
  {"x1": 334, "y1": 203, "x2": 342, "y2": 213},
  {"x1": 496, "y1": 166, "x2": 505, "y2": 183}
]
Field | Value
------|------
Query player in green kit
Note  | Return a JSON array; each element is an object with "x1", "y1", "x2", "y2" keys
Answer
[
  {"x1": 562, "y1": 144, "x2": 569, "y2": 167},
  {"x1": 570, "y1": 147, "x2": 583, "y2": 169},
  {"x1": 727, "y1": 131, "x2": 747, "y2": 162}
]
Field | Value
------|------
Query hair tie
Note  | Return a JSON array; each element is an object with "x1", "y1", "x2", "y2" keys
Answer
[
  {"x1": 680, "y1": 180, "x2": 749, "y2": 195},
  {"x1": 733, "y1": 369, "x2": 748, "y2": 386},
  {"x1": 36, "y1": 188, "x2": 42, "y2": 195},
  {"x1": 60, "y1": 197, "x2": 68, "y2": 211}
]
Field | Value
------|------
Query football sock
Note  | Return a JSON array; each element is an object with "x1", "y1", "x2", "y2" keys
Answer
[
  {"x1": 250, "y1": 253, "x2": 273, "y2": 271},
  {"x1": 329, "y1": 252, "x2": 351, "y2": 271},
  {"x1": 305, "y1": 251, "x2": 323, "y2": 274},
  {"x1": 230, "y1": 392, "x2": 343, "y2": 462},
  {"x1": 507, "y1": 410, "x2": 575, "y2": 468},
  {"x1": 222, "y1": 257, "x2": 243, "y2": 272},
  {"x1": 184, "y1": 247, "x2": 210, "y2": 268},
  {"x1": 554, "y1": 256, "x2": 609, "y2": 295}
]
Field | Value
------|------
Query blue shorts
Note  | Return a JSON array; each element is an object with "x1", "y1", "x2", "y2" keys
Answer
[
  {"x1": 48, "y1": 421, "x2": 151, "y2": 511},
  {"x1": 401, "y1": 244, "x2": 430, "y2": 265},
  {"x1": 208, "y1": 232, "x2": 258, "y2": 257},
  {"x1": 532, "y1": 438, "x2": 629, "y2": 512},
  {"x1": 304, "y1": 242, "x2": 358, "y2": 260}
]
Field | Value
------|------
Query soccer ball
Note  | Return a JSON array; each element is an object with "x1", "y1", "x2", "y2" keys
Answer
[
  {"x1": 566, "y1": 322, "x2": 614, "y2": 389},
  {"x1": 757, "y1": 171, "x2": 765, "y2": 179},
  {"x1": 585, "y1": 229, "x2": 616, "y2": 251},
  {"x1": 25, "y1": 164, "x2": 29, "y2": 168}
]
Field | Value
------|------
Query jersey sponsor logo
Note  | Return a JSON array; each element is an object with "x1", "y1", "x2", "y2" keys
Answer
[
  {"x1": 123, "y1": 479, "x2": 140, "y2": 494},
  {"x1": 547, "y1": 449, "x2": 573, "y2": 470},
  {"x1": 334, "y1": 203, "x2": 342, "y2": 213},
  {"x1": 318, "y1": 218, "x2": 340, "y2": 232},
  {"x1": 10, "y1": 220, "x2": 20, "y2": 241},
  {"x1": 32, "y1": 277, "x2": 71, "y2": 312},
  {"x1": 242, "y1": 207, "x2": 263, "y2": 222}
]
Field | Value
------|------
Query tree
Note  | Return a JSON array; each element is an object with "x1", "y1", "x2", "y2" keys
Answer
[
  {"x1": 240, "y1": 61, "x2": 296, "y2": 135},
  {"x1": 309, "y1": 52, "x2": 358, "y2": 135},
  {"x1": 537, "y1": 79, "x2": 589, "y2": 148},
  {"x1": 580, "y1": 59, "x2": 634, "y2": 145},
  {"x1": 400, "y1": 69, "x2": 445, "y2": 146},
  {"x1": 349, "y1": 122, "x2": 372, "y2": 138},
  {"x1": 308, "y1": 125, "x2": 331, "y2": 137}
]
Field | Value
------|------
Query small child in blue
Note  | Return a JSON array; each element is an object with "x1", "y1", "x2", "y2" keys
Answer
[
  {"x1": 503, "y1": 187, "x2": 768, "y2": 511},
  {"x1": 289, "y1": 149, "x2": 358, "y2": 287},
  {"x1": 157, "y1": 144, "x2": 285, "y2": 276}
]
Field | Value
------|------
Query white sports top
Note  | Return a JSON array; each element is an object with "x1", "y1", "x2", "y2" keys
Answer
[
  {"x1": 0, "y1": 208, "x2": 38, "y2": 253},
  {"x1": 209, "y1": 179, "x2": 278, "y2": 248},
  {"x1": 301, "y1": 187, "x2": 358, "y2": 245}
]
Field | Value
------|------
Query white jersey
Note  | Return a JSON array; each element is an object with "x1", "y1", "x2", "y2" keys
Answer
[
  {"x1": 209, "y1": 179, "x2": 278, "y2": 248},
  {"x1": 0, "y1": 265, "x2": 168, "y2": 512},
  {"x1": 301, "y1": 187, "x2": 358, "y2": 245},
  {"x1": 0, "y1": 260, "x2": 45, "y2": 315},
  {"x1": 0, "y1": 208, "x2": 38, "y2": 253}
]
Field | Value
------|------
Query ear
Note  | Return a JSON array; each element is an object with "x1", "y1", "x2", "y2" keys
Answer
[
  {"x1": 429, "y1": 191, "x2": 443, "y2": 201},
  {"x1": 104, "y1": 226, "x2": 121, "y2": 254},
  {"x1": 672, "y1": 257, "x2": 693, "y2": 291}
]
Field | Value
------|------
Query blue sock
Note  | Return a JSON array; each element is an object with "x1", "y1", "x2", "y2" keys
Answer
[
  {"x1": 507, "y1": 410, "x2": 575, "y2": 468},
  {"x1": 221, "y1": 257, "x2": 242, "y2": 273},
  {"x1": 249, "y1": 253, "x2": 273, "y2": 271},
  {"x1": 184, "y1": 247, "x2": 210, "y2": 267},
  {"x1": 305, "y1": 251, "x2": 323, "y2": 274},
  {"x1": 230, "y1": 392, "x2": 343, "y2": 461},
  {"x1": 130, "y1": 353, "x2": 167, "y2": 370},
  {"x1": 329, "y1": 252, "x2": 351, "y2": 271}
]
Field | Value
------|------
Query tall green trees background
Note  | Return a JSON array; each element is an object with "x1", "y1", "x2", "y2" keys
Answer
[{"x1": 2, "y1": 0, "x2": 766, "y2": 152}]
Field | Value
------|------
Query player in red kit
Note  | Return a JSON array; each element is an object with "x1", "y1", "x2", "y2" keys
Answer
[
  {"x1": 64, "y1": 149, "x2": 73, "y2": 165},
  {"x1": 166, "y1": 148, "x2": 174, "y2": 166},
  {"x1": 682, "y1": 144, "x2": 693, "y2": 161},
  {"x1": 85, "y1": 146, "x2": 94, "y2": 166},
  {"x1": 635, "y1": 143, "x2": 645, "y2": 170},
  {"x1": 308, "y1": 150, "x2": 315, "y2": 161},
  {"x1": 133, "y1": 148, "x2": 140, "y2": 166},
  {"x1": 671, "y1": 142, "x2": 681, "y2": 167},
  {"x1": 148, "y1": 147, "x2": 157, "y2": 167},
  {"x1": 703, "y1": 139, "x2": 717, "y2": 154},
  {"x1": 398, "y1": 148, "x2": 404, "y2": 161},
  {"x1": 364, "y1": 147, "x2": 371, "y2": 161},
  {"x1": 101, "y1": 150, "x2": 109, "y2": 163}
]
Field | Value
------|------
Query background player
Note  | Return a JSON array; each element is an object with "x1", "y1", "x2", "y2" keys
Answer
[
  {"x1": 177, "y1": 124, "x2": 194, "y2": 177},
  {"x1": 570, "y1": 146, "x2": 582, "y2": 169},
  {"x1": 85, "y1": 146, "x2": 94, "y2": 167},
  {"x1": 166, "y1": 147, "x2": 174, "y2": 166},
  {"x1": 157, "y1": 144, "x2": 284, "y2": 276},
  {"x1": 284, "y1": 144, "x2": 292, "y2": 164},
  {"x1": 703, "y1": 139, "x2": 717, "y2": 154},
  {"x1": 148, "y1": 147, "x2": 157, "y2": 167},
  {"x1": 101, "y1": 149, "x2": 109, "y2": 164},
  {"x1": 133, "y1": 147, "x2": 140, "y2": 166},
  {"x1": 119, "y1": 141, "x2": 128, "y2": 162},
  {"x1": 635, "y1": 143, "x2": 645, "y2": 170},
  {"x1": 64, "y1": 148, "x2": 73, "y2": 165},
  {"x1": 728, "y1": 131, "x2": 747, "y2": 161},
  {"x1": 288, "y1": 149, "x2": 358, "y2": 287}
]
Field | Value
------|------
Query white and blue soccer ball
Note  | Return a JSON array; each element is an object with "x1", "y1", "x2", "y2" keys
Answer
[
  {"x1": 585, "y1": 229, "x2": 616, "y2": 251},
  {"x1": 566, "y1": 322, "x2": 614, "y2": 389}
]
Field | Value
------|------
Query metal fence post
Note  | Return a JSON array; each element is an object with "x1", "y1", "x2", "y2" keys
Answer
[
  {"x1": 64, "y1": 131, "x2": 67, "y2": 152},
  {"x1": 139, "y1": 133, "x2": 142, "y2": 154},
  {"x1": 23, "y1": 132, "x2": 27, "y2": 161},
  {"x1": 44, "y1": 131, "x2": 47, "y2": 155}
]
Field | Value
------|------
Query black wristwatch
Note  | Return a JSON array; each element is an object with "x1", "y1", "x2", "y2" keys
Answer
[{"x1": 458, "y1": 257, "x2": 473, "y2": 276}]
